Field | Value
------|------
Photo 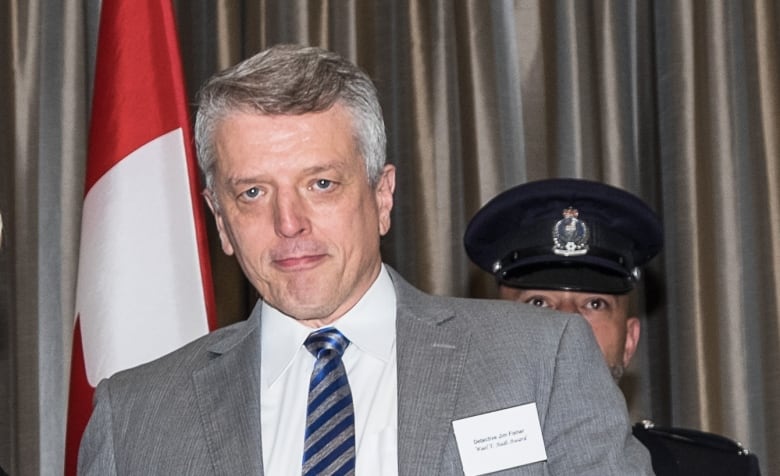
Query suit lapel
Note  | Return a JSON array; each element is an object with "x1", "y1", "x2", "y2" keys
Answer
[
  {"x1": 193, "y1": 310, "x2": 265, "y2": 475},
  {"x1": 392, "y1": 270, "x2": 471, "y2": 473},
  {"x1": 189, "y1": 269, "x2": 469, "y2": 474}
]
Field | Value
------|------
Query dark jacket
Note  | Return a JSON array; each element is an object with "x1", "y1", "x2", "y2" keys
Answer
[{"x1": 633, "y1": 421, "x2": 761, "y2": 476}]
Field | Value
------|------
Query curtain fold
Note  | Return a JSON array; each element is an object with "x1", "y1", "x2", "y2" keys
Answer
[
  {"x1": 654, "y1": 0, "x2": 779, "y2": 467},
  {"x1": 1, "y1": 1, "x2": 777, "y2": 475}
]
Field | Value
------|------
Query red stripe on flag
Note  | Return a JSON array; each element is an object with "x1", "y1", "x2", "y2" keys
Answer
[
  {"x1": 86, "y1": 0, "x2": 180, "y2": 193},
  {"x1": 64, "y1": 318, "x2": 93, "y2": 476},
  {"x1": 65, "y1": 1, "x2": 216, "y2": 473}
]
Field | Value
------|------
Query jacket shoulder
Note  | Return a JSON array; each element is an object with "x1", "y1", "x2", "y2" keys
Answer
[{"x1": 105, "y1": 317, "x2": 256, "y2": 387}]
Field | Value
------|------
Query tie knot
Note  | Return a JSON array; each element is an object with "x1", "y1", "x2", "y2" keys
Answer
[{"x1": 304, "y1": 328, "x2": 350, "y2": 358}]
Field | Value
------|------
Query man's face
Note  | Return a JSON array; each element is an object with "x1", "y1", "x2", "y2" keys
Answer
[
  {"x1": 206, "y1": 105, "x2": 395, "y2": 328},
  {"x1": 499, "y1": 287, "x2": 640, "y2": 381}
]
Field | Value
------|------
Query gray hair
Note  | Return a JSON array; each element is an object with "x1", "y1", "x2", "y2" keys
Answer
[{"x1": 194, "y1": 44, "x2": 387, "y2": 193}]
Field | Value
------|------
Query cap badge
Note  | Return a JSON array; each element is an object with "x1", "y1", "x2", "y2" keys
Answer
[{"x1": 552, "y1": 207, "x2": 589, "y2": 256}]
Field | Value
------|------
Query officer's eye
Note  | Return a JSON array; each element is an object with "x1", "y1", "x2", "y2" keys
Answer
[
  {"x1": 585, "y1": 298, "x2": 608, "y2": 310},
  {"x1": 525, "y1": 297, "x2": 552, "y2": 308}
]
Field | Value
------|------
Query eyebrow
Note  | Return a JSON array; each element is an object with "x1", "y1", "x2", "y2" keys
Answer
[{"x1": 223, "y1": 162, "x2": 346, "y2": 189}]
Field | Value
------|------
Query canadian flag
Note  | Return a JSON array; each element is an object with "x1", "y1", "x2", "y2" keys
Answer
[{"x1": 64, "y1": 1, "x2": 216, "y2": 474}]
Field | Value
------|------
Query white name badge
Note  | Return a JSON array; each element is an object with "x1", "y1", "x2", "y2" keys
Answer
[{"x1": 452, "y1": 403, "x2": 547, "y2": 476}]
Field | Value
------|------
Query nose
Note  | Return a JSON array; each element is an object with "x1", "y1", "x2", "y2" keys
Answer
[
  {"x1": 556, "y1": 301, "x2": 579, "y2": 314},
  {"x1": 273, "y1": 189, "x2": 309, "y2": 238}
]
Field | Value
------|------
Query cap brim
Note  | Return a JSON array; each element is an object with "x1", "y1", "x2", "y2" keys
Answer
[{"x1": 500, "y1": 264, "x2": 634, "y2": 294}]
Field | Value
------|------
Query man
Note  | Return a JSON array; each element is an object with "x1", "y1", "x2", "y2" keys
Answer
[
  {"x1": 78, "y1": 45, "x2": 652, "y2": 475},
  {"x1": 464, "y1": 177, "x2": 761, "y2": 476}
]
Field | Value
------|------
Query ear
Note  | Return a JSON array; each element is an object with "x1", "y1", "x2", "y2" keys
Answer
[
  {"x1": 375, "y1": 164, "x2": 396, "y2": 236},
  {"x1": 203, "y1": 189, "x2": 235, "y2": 256},
  {"x1": 623, "y1": 316, "x2": 641, "y2": 367}
]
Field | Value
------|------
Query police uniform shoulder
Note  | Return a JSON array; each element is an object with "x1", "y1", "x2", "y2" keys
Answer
[{"x1": 632, "y1": 420, "x2": 762, "y2": 476}]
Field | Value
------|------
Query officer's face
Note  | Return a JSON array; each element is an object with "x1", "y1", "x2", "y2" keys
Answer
[{"x1": 499, "y1": 287, "x2": 640, "y2": 381}]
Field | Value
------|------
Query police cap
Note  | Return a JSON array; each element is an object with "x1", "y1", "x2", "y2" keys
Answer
[{"x1": 464, "y1": 178, "x2": 663, "y2": 294}]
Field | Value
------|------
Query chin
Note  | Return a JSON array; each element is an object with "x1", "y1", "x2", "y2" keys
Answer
[{"x1": 610, "y1": 364, "x2": 625, "y2": 382}]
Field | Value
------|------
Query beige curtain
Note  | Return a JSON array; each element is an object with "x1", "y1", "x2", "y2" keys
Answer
[{"x1": 1, "y1": 1, "x2": 777, "y2": 475}]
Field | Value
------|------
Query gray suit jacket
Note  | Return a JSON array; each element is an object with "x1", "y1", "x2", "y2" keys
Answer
[{"x1": 78, "y1": 267, "x2": 653, "y2": 475}]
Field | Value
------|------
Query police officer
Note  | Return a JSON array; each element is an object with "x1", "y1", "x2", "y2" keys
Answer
[{"x1": 464, "y1": 178, "x2": 761, "y2": 476}]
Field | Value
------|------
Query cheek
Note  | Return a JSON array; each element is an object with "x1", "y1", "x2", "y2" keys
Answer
[
  {"x1": 342, "y1": 196, "x2": 381, "y2": 239},
  {"x1": 222, "y1": 214, "x2": 272, "y2": 255},
  {"x1": 584, "y1": 316, "x2": 623, "y2": 350}
]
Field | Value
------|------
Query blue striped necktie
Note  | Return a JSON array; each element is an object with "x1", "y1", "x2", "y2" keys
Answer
[{"x1": 302, "y1": 328, "x2": 356, "y2": 476}]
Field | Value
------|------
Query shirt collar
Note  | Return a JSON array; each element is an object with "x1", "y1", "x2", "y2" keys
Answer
[{"x1": 261, "y1": 264, "x2": 397, "y2": 387}]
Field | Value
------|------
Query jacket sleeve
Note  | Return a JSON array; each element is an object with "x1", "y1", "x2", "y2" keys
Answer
[{"x1": 541, "y1": 314, "x2": 655, "y2": 475}]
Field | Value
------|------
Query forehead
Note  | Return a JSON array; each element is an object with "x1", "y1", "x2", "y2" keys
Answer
[
  {"x1": 212, "y1": 106, "x2": 361, "y2": 176},
  {"x1": 215, "y1": 105, "x2": 355, "y2": 145}
]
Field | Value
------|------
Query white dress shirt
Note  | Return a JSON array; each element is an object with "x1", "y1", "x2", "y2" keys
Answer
[{"x1": 260, "y1": 265, "x2": 398, "y2": 475}]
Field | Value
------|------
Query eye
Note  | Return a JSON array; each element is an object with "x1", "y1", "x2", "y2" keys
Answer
[
  {"x1": 525, "y1": 297, "x2": 552, "y2": 308},
  {"x1": 241, "y1": 186, "x2": 261, "y2": 200},
  {"x1": 310, "y1": 179, "x2": 334, "y2": 191},
  {"x1": 585, "y1": 298, "x2": 608, "y2": 310}
]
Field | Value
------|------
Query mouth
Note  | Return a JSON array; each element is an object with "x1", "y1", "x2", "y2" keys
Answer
[{"x1": 273, "y1": 254, "x2": 327, "y2": 271}]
